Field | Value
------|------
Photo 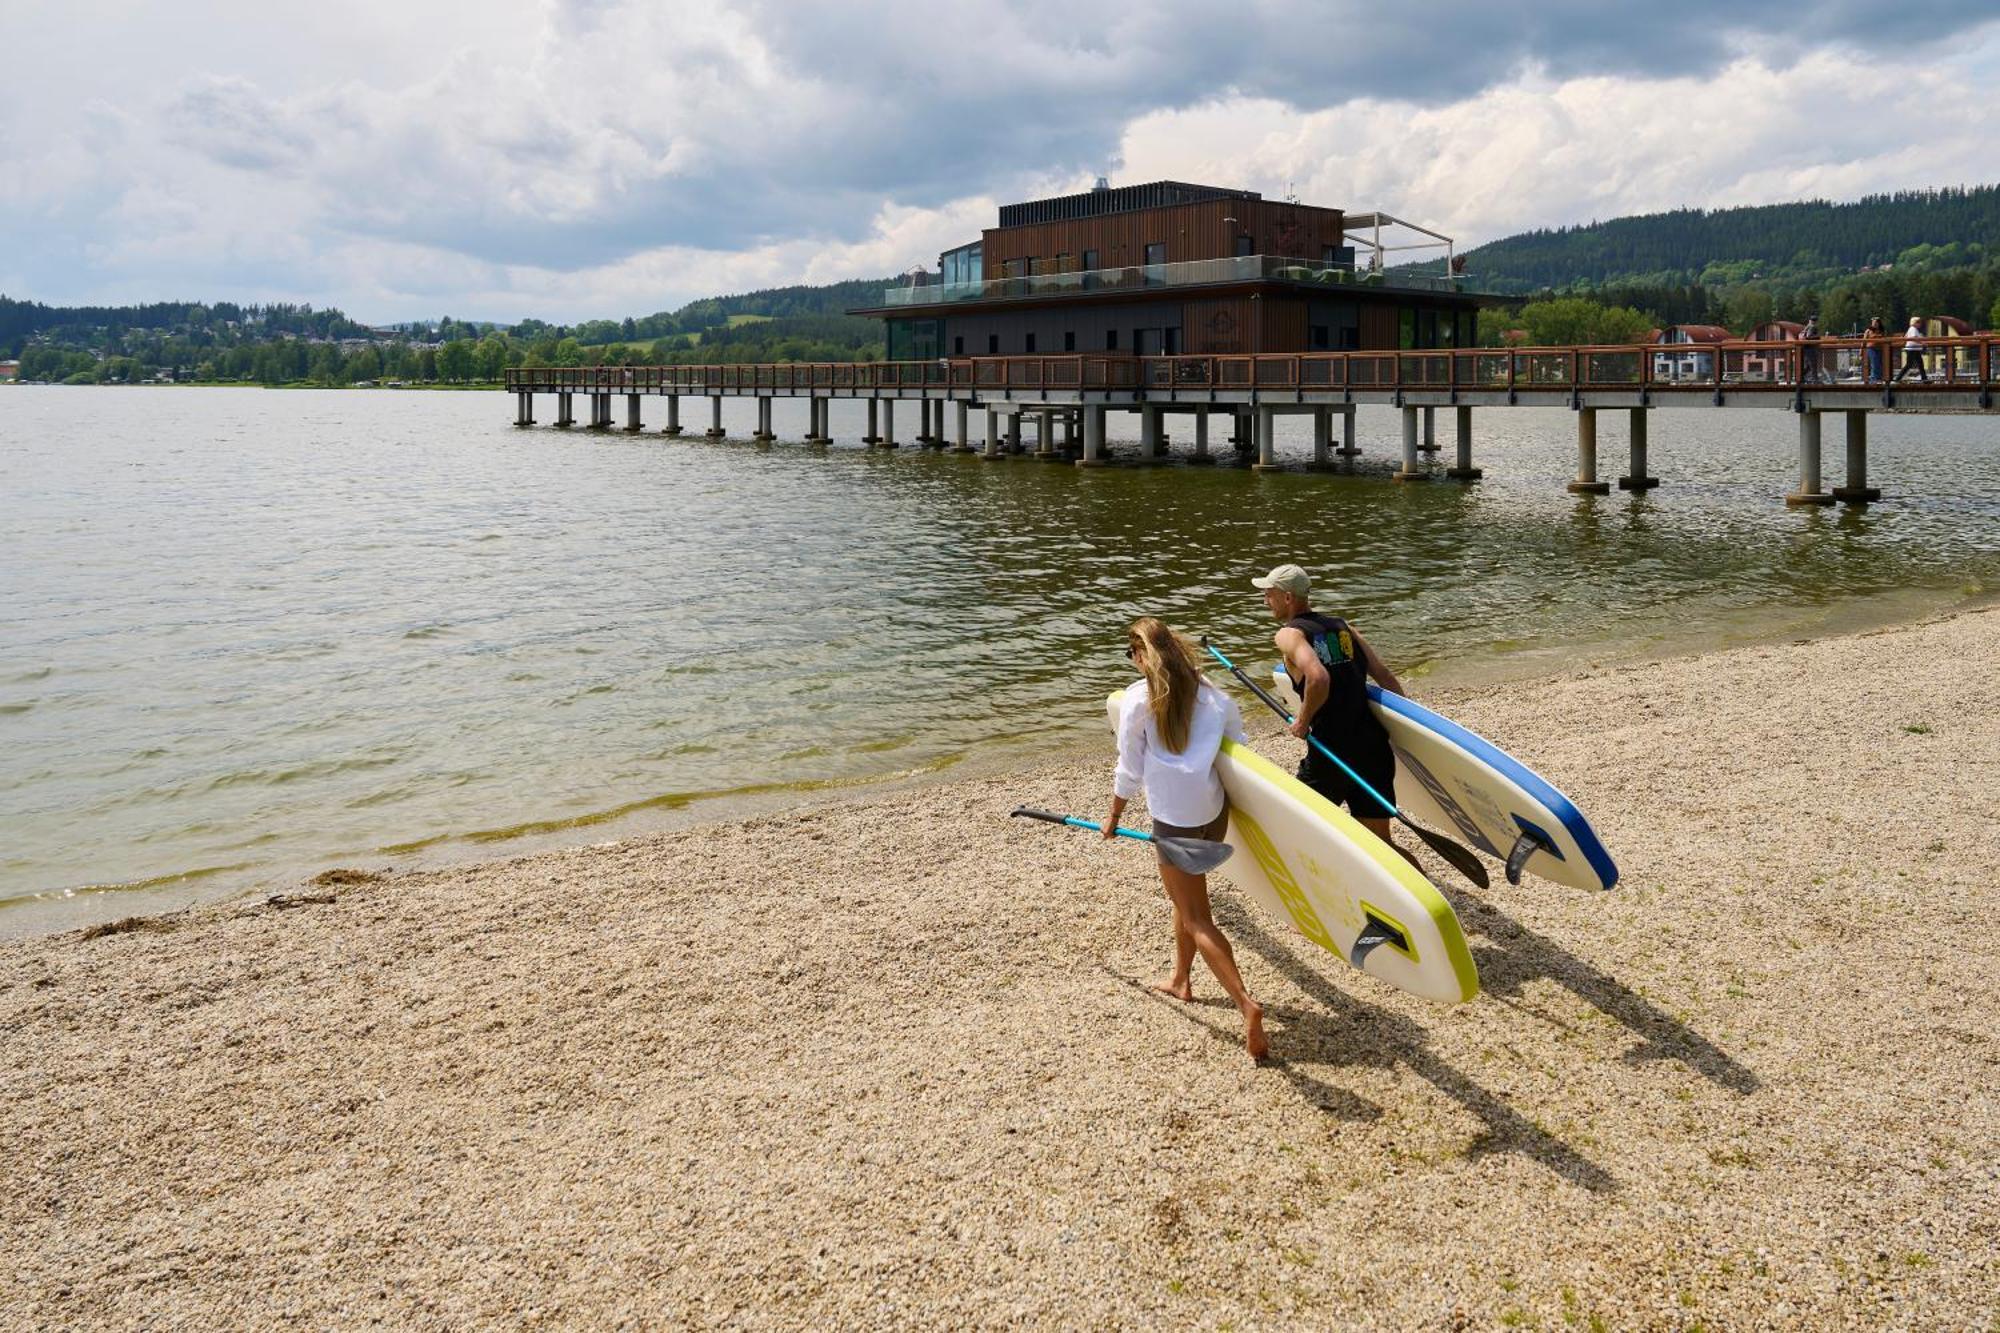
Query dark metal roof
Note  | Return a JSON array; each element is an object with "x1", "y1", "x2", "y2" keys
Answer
[{"x1": 996, "y1": 181, "x2": 1261, "y2": 228}]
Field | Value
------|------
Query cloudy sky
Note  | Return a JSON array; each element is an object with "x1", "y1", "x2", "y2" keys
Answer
[{"x1": 4, "y1": 1, "x2": 1997, "y2": 324}]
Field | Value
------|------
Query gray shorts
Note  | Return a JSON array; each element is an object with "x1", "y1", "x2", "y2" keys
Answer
[{"x1": 1152, "y1": 805, "x2": 1229, "y2": 860}]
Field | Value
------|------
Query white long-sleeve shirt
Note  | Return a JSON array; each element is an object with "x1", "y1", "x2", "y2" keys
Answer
[{"x1": 1113, "y1": 678, "x2": 1248, "y2": 827}]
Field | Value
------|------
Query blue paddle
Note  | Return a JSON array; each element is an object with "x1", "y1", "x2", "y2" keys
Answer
[
  {"x1": 1009, "y1": 806, "x2": 1234, "y2": 874},
  {"x1": 1202, "y1": 639, "x2": 1490, "y2": 890}
]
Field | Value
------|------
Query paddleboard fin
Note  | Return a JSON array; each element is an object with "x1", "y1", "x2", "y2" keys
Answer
[
  {"x1": 1349, "y1": 913, "x2": 1410, "y2": 970},
  {"x1": 1504, "y1": 827, "x2": 1556, "y2": 885}
]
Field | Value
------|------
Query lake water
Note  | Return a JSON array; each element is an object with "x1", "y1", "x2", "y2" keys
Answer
[{"x1": 4, "y1": 386, "x2": 1997, "y2": 933}]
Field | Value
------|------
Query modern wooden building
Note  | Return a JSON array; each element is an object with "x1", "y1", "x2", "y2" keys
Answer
[{"x1": 852, "y1": 180, "x2": 1480, "y2": 361}]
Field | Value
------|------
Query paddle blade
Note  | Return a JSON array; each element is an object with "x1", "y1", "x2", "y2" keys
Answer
[
  {"x1": 1154, "y1": 834, "x2": 1234, "y2": 875},
  {"x1": 1410, "y1": 822, "x2": 1491, "y2": 889}
]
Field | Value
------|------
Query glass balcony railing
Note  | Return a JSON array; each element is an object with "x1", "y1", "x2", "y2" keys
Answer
[{"x1": 878, "y1": 255, "x2": 1464, "y2": 306}]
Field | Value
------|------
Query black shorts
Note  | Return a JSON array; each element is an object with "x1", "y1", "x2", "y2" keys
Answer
[
  {"x1": 1297, "y1": 748, "x2": 1396, "y2": 818},
  {"x1": 1152, "y1": 805, "x2": 1229, "y2": 861}
]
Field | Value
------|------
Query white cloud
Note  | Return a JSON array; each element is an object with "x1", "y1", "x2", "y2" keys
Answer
[{"x1": 1, "y1": 2, "x2": 1995, "y2": 321}]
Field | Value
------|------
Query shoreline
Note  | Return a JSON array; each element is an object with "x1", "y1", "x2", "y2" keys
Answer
[
  {"x1": 8, "y1": 582, "x2": 1992, "y2": 941},
  {"x1": 4, "y1": 606, "x2": 1997, "y2": 1326}
]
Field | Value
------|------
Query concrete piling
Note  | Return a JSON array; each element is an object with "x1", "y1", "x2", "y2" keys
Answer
[
  {"x1": 1336, "y1": 406, "x2": 1360, "y2": 463},
  {"x1": 1077, "y1": 407, "x2": 1107, "y2": 467},
  {"x1": 556, "y1": 392, "x2": 574, "y2": 428},
  {"x1": 625, "y1": 393, "x2": 643, "y2": 432},
  {"x1": 951, "y1": 402, "x2": 972, "y2": 453},
  {"x1": 1311, "y1": 408, "x2": 1332, "y2": 469},
  {"x1": 1618, "y1": 408, "x2": 1658, "y2": 490},
  {"x1": 1786, "y1": 411, "x2": 1833, "y2": 505},
  {"x1": 1191, "y1": 409, "x2": 1213, "y2": 465},
  {"x1": 1833, "y1": 409, "x2": 1880, "y2": 503},
  {"x1": 1567, "y1": 408, "x2": 1609, "y2": 494},
  {"x1": 1252, "y1": 406, "x2": 1278, "y2": 471},
  {"x1": 515, "y1": 392, "x2": 534, "y2": 426},
  {"x1": 705, "y1": 396, "x2": 725, "y2": 438},
  {"x1": 1394, "y1": 405, "x2": 1429, "y2": 481},
  {"x1": 1446, "y1": 405, "x2": 1482, "y2": 480},
  {"x1": 663, "y1": 396, "x2": 681, "y2": 436},
  {"x1": 1419, "y1": 405, "x2": 1439, "y2": 453}
]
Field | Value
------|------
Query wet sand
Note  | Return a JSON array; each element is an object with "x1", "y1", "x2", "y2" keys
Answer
[{"x1": 4, "y1": 607, "x2": 1997, "y2": 1329}]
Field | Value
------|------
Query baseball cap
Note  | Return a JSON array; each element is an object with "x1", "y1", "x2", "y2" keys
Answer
[{"x1": 1250, "y1": 564, "x2": 1311, "y2": 597}]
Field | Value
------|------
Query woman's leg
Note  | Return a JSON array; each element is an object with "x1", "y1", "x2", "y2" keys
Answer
[
  {"x1": 1152, "y1": 908, "x2": 1197, "y2": 1001},
  {"x1": 1357, "y1": 815, "x2": 1425, "y2": 872},
  {"x1": 1156, "y1": 861, "x2": 1268, "y2": 1059}
]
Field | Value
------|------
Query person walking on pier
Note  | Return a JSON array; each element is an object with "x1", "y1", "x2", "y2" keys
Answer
[
  {"x1": 1799, "y1": 316, "x2": 1823, "y2": 385},
  {"x1": 1107, "y1": 617, "x2": 1267, "y2": 1060},
  {"x1": 1864, "y1": 316, "x2": 1887, "y2": 383},
  {"x1": 1252, "y1": 564, "x2": 1416, "y2": 866},
  {"x1": 1895, "y1": 315, "x2": 1929, "y2": 383}
]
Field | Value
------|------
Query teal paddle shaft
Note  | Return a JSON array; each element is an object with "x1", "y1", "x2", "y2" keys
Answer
[
  {"x1": 1203, "y1": 641, "x2": 1395, "y2": 814},
  {"x1": 1009, "y1": 806, "x2": 1233, "y2": 874},
  {"x1": 1201, "y1": 639, "x2": 1490, "y2": 890}
]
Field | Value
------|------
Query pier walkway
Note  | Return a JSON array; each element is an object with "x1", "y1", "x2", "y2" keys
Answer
[{"x1": 504, "y1": 336, "x2": 2000, "y2": 505}]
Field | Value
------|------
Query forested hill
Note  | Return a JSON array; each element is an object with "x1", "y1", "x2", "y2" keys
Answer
[{"x1": 1465, "y1": 186, "x2": 2000, "y2": 293}]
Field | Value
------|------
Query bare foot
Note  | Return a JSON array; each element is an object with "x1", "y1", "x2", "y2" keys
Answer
[
  {"x1": 1149, "y1": 977, "x2": 1195, "y2": 1002},
  {"x1": 1242, "y1": 1000, "x2": 1270, "y2": 1061}
]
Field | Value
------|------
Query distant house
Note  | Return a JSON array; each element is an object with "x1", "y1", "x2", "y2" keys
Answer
[
  {"x1": 1917, "y1": 315, "x2": 1975, "y2": 378},
  {"x1": 1651, "y1": 324, "x2": 1731, "y2": 382},
  {"x1": 0, "y1": 360, "x2": 19, "y2": 383}
]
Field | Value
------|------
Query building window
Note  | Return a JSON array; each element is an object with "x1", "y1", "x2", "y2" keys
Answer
[
  {"x1": 1310, "y1": 325, "x2": 1330, "y2": 351},
  {"x1": 1064, "y1": 331, "x2": 1076, "y2": 352},
  {"x1": 1082, "y1": 249, "x2": 1099, "y2": 271},
  {"x1": 954, "y1": 335, "x2": 964, "y2": 356},
  {"x1": 1106, "y1": 329, "x2": 1118, "y2": 351},
  {"x1": 1144, "y1": 243, "x2": 1167, "y2": 266},
  {"x1": 988, "y1": 334, "x2": 999, "y2": 354},
  {"x1": 1025, "y1": 333, "x2": 1037, "y2": 353},
  {"x1": 1235, "y1": 234, "x2": 1254, "y2": 258}
]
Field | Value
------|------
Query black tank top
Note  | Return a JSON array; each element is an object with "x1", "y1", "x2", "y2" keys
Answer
[{"x1": 1282, "y1": 613, "x2": 1391, "y2": 763}]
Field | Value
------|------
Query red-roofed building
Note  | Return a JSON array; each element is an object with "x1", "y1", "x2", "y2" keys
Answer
[
  {"x1": 0, "y1": 360, "x2": 20, "y2": 383},
  {"x1": 1652, "y1": 325, "x2": 1731, "y2": 382}
]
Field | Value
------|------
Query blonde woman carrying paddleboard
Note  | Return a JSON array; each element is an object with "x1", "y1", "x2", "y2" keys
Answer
[{"x1": 1106, "y1": 617, "x2": 1268, "y2": 1061}]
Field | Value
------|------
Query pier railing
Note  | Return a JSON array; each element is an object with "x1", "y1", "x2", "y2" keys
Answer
[
  {"x1": 875, "y1": 253, "x2": 1463, "y2": 307},
  {"x1": 505, "y1": 335, "x2": 1997, "y2": 396}
]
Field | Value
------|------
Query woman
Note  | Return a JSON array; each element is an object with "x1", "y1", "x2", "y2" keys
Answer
[
  {"x1": 1106, "y1": 617, "x2": 1268, "y2": 1060},
  {"x1": 1864, "y1": 316, "x2": 1887, "y2": 384}
]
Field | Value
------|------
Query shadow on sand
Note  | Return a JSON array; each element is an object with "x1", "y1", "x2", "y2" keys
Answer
[
  {"x1": 1117, "y1": 898, "x2": 1619, "y2": 1193},
  {"x1": 1454, "y1": 891, "x2": 1761, "y2": 1095}
]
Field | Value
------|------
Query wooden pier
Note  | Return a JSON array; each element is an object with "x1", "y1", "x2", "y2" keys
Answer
[{"x1": 504, "y1": 335, "x2": 1999, "y2": 505}]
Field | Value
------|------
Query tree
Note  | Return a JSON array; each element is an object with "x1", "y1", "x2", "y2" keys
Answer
[
  {"x1": 436, "y1": 338, "x2": 476, "y2": 383},
  {"x1": 473, "y1": 335, "x2": 510, "y2": 382},
  {"x1": 1990, "y1": 292, "x2": 2000, "y2": 331},
  {"x1": 1518, "y1": 298, "x2": 1652, "y2": 346}
]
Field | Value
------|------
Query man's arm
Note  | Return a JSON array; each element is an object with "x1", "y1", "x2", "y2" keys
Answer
[
  {"x1": 1275, "y1": 626, "x2": 1329, "y2": 740},
  {"x1": 1354, "y1": 629, "x2": 1406, "y2": 696}
]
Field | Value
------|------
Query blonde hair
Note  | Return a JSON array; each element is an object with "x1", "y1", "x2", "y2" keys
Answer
[{"x1": 1127, "y1": 617, "x2": 1207, "y2": 754}]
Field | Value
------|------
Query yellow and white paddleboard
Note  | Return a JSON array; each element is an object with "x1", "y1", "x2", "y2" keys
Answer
[{"x1": 1105, "y1": 692, "x2": 1478, "y2": 1004}]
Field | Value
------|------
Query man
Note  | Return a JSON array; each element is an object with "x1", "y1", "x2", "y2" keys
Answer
[
  {"x1": 1798, "y1": 315, "x2": 1822, "y2": 385},
  {"x1": 1252, "y1": 563, "x2": 1413, "y2": 860}
]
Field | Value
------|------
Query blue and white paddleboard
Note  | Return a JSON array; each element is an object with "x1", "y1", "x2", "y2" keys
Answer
[{"x1": 1269, "y1": 666, "x2": 1618, "y2": 892}]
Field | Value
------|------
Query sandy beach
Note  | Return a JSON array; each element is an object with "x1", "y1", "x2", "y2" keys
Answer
[{"x1": 4, "y1": 606, "x2": 1997, "y2": 1330}]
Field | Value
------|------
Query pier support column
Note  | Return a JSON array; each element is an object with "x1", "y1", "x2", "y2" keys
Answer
[
  {"x1": 1005, "y1": 413, "x2": 1022, "y2": 455},
  {"x1": 863, "y1": 399, "x2": 881, "y2": 445},
  {"x1": 1077, "y1": 406, "x2": 1108, "y2": 467},
  {"x1": 1395, "y1": 405, "x2": 1429, "y2": 481},
  {"x1": 1190, "y1": 409, "x2": 1213, "y2": 465},
  {"x1": 1618, "y1": 408, "x2": 1658, "y2": 490},
  {"x1": 1786, "y1": 411, "x2": 1834, "y2": 505},
  {"x1": 515, "y1": 391, "x2": 534, "y2": 426},
  {"x1": 753, "y1": 397, "x2": 774, "y2": 443},
  {"x1": 705, "y1": 396, "x2": 725, "y2": 438},
  {"x1": 1139, "y1": 404, "x2": 1163, "y2": 461},
  {"x1": 594, "y1": 393, "x2": 615, "y2": 429},
  {"x1": 1252, "y1": 406, "x2": 1279, "y2": 471},
  {"x1": 1833, "y1": 409, "x2": 1880, "y2": 503},
  {"x1": 1062, "y1": 410, "x2": 1077, "y2": 456},
  {"x1": 804, "y1": 398, "x2": 827, "y2": 448},
  {"x1": 951, "y1": 401, "x2": 972, "y2": 453},
  {"x1": 663, "y1": 395, "x2": 681, "y2": 436},
  {"x1": 878, "y1": 400, "x2": 897, "y2": 449},
  {"x1": 625, "y1": 393, "x2": 643, "y2": 431},
  {"x1": 556, "y1": 392, "x2": 574, "y2": 428},
  {"x1": 983, "y1": 408, "x2": 1002, "y2": 460},
  {"x1": 1567, "y1": 408, "x2": 1610, "y2": 494},
  {"x1": 1419, "y1": 405, "x2": 1439, "y2": 453},
  {"x1": 1310, "y1": 408, "x2": 1332, "y2": 469},
  {"x1": 1034, "y1": 412, "x2": 1057, "y2": 459},
  {"x1": 1337, "y1": 405, "x2": 1360, "y2": 463},
  {"x1": 1446, "y1": 405, "x2": 1482, "y2": 480}
]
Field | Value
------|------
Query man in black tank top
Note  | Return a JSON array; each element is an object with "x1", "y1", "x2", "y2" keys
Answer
[{"x1": 1251, "y1": 563, "x2": 1413, "y2": 860}]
